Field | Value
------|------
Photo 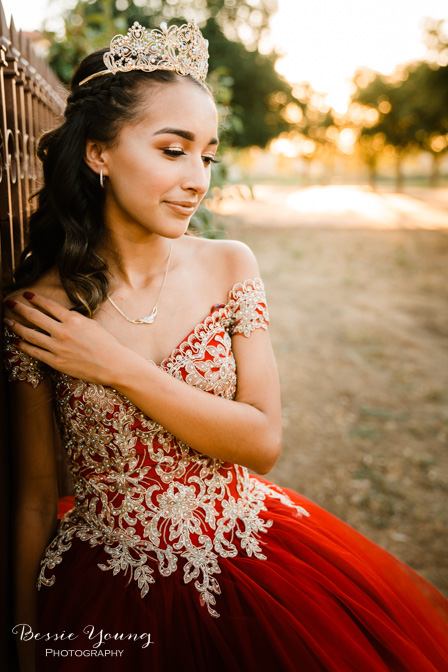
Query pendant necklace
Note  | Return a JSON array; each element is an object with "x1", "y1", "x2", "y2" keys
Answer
[{"x1": 107, "y1": 243, "x2": 172, "y2": 325}]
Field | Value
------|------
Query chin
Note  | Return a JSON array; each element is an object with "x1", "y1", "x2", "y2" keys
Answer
[{"x1": 151, "y1": 221, "x2": 191, "y2": 240}]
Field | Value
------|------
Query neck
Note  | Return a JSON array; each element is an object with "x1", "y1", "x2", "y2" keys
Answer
[{"x1": 101, "y1": 227, "x2": 174, "y2": 292}]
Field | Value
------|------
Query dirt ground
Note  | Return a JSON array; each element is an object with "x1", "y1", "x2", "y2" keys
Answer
[{"x1": 218, "y1": 185, "x2": 448, "y2": 598}]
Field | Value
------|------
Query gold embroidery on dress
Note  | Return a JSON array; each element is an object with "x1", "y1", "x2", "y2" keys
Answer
[
  {"x1": 4, "y1": 328, "x2": 48, "y2": 387},
  {"x1": 229, "y1": 278, "x2": 270, "y2": 338},
  {"x1": 4, "y1": 278, "x2": 309, "y2": 618}
]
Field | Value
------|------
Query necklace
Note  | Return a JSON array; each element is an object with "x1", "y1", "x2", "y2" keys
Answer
[{"x1": 107, "y1": 243, "x2": 172, "y2": 325}]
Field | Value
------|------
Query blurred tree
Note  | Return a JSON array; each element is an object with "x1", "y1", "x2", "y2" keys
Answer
[
  {"x1": 205, "y1": 18, "x2": 293, "y2": 147},
  {"x1": 352, "y1": 69, "x2": 419, "y2": 190},
  {"x1": 352, "y1": 59, "x2": 448, "y2": 189},
  {"x1": 286, "y1": 83, "x2": 334, "y2": 184},
  {"x1": 403, "y1": 61, "x2": 448, "y2": 186},
  {"x1": 45, "y1": 0, "x2": 291, "y2": 148}
]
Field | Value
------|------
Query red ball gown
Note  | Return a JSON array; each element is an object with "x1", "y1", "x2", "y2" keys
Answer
[{"x1": 5, "y1": 278, "x2": 448, "y2": 671}]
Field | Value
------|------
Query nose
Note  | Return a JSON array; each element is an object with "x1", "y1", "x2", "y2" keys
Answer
[{"x1": 181, "y1": 155, "x2": 210, "y2": 196}]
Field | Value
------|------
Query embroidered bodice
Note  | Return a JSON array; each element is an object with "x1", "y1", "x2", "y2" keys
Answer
[{"x1": 4, "y1": 278, "x2": 309, "y2": 618}]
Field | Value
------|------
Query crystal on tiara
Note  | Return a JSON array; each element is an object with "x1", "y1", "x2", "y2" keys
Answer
[{"x1": 78, "y1": 20, "x2": 209, "y2": 86}]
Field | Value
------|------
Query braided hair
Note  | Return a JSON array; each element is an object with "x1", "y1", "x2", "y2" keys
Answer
[{"x1": 12, "y1": 49, "x2": 209, "y2": 316}]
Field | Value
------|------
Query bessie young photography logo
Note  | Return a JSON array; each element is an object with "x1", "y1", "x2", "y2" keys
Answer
[{"x1": 12, "y1": 623, "x2": 154, "y2": 657}]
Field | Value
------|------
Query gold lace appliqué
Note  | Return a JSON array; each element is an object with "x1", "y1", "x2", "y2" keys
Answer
[
  {"x1": 229, "y1": 278, "x2": 270, "y2": 338},
  {"x1": 4, "y1": 278, "x2": 310, "y2": 618},
  {"x1": 4, "y1": 328, "x2": 48, "y2": 387}
]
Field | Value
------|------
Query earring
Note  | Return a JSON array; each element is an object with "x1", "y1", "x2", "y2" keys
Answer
[{"x1": 100, "y1": 169, "x2": 105, "y2": 188}]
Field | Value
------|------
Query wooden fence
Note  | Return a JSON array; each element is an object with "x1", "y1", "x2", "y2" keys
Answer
[{"x1": 0, "y1": 1, "x2": 66, "y2": 666}]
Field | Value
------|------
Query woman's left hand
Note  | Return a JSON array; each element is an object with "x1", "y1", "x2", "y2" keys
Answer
[{"x1": 4, "y1": 292, "x2": 130, "y2": 385}]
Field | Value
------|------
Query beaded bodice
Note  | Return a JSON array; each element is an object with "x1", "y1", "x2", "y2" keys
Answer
[{"x1": 4, "y1": 278, "x2": 309, "y2": 617}]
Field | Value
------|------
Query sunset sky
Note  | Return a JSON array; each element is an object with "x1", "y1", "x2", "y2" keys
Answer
[
  {"x1": 4, "y1": 0, "x2": 448, "y2": 112},
  {"x1": 268, "y1": 0, "x2": 448, "y2": 111}
]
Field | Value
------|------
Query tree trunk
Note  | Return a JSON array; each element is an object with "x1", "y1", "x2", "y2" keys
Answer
[
  {"x1": 395, "y1": 155, "x2": 404, "y2": 192},
  {"x1": 430, "y1": 152, "x2": 440, "y2": 187},
  {"x1": 368, "y1": 157, "x2": 377, "y2": 191}
]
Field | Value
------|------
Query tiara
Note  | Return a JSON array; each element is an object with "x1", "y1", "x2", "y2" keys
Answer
[{"x1": 78, "y1": 20, "x2": 209, "y2": 87}]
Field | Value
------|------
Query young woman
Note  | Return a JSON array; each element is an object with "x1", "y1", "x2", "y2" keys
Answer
[{"x1": 4, "y1": 20, "x2": 448, "y2": 672}]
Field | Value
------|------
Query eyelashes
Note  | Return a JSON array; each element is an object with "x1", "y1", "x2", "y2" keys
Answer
[
  {"x1": 162, "y1": 148, "x2": 220, "y2": 165},
  {"x1": 162, "y1": 148, "x2": 185, "y2": 158},
  {"x1": 203, "y1": 156, "x2": 220, "y2": 166},
  {"x1": 203, "y1": 156, "x2": 220, "y2": 165}
]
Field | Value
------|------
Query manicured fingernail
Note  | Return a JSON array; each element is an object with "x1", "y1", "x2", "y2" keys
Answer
[
  {"x1": 5, "y1": 299, "x2": 17, "y2": 309},
  {"x1": 23, "y1": 291, "x2": 35, "y2": 300},
  {"x1": 3, "y1": 317, "x2": 14, "y2": 327}
]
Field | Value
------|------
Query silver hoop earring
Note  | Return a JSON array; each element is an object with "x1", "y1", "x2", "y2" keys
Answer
[{"x1": 100, "y1": 169, "x2": 105, "y2": 188}]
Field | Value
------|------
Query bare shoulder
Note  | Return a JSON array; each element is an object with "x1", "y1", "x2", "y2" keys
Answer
[
  {"x1": 185, "y1": 236, "x2": 260, "y2": 291},
  {"x1": 4, "y1": 269, "x2": 69, "y2": 322}
]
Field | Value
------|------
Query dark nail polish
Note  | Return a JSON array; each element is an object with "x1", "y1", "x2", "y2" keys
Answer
[
  {"x1": 3, "y1": 317, "x2": 14, "y2": 327},
  {"x1": 23, "y1": 291, "x2": 35, "y2": 300},
  {"x1": 5, "y1": 299, "x2": 17, "y2": 309}
]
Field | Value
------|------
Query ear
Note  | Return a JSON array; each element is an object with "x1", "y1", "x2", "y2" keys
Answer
[{"x1": 84, "y1": 139, "x2": 108, "y2": 176}]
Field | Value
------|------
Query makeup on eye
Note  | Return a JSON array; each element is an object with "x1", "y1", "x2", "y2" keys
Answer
[
  {"x1": 161, "y1": 148, "x2": 220, "y2": 164},
  {"x1": 154, "y1": 127, "x2": 219, "y2": 163},
  {"x1": 162, "y1": 148, "x2": 186, "y2": 158},
  {"x1": 203, "y1": 155, "x2": 220, "y2": 165}
]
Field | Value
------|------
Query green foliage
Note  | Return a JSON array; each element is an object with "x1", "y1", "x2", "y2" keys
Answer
[
  {"x1": 45, "y1": 0, "x2": 126, "y2": 83},
  {"x1": 205, "y1": 18, "x2": 293, "y2": 147},
  {"x1": 353, "y1": 71, "x2": 417, "y2": 153},
  {"x1": 404, "y1": 62, "x2": 448, "y2": 154},
  {"x1": 351, "y1": 54, "x2": 448, "y2": 186}
]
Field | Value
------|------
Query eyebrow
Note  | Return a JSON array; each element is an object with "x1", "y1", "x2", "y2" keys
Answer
[{"x1": 153, "y1": 127, "x2": 219, "y2": 145}]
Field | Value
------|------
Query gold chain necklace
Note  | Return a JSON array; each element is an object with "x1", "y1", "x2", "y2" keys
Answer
[{"x1": 107, "y1": 243, "x2": 172, "y2": 325}]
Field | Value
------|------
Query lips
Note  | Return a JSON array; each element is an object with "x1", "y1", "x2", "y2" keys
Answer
[{"x1": 163, "y1": 201, "x2": 198, "y2": 216}]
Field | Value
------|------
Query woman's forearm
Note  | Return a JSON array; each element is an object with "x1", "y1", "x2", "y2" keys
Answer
[{"x1": 110, "y1": 351, "x2": 281, "y2": 474}]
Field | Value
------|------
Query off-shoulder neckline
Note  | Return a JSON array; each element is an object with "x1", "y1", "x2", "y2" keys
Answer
[
  {"x1": 157, "y1": 277, "x2": 265, "y2": 369},
  {"x1": 4, "y1": 278, "x2": 266, "y2": 373}
]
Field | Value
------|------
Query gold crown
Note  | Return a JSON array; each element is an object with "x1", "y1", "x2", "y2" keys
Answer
[{"x1": 78, "y1": 20, "x2": 209, "y2": 86}]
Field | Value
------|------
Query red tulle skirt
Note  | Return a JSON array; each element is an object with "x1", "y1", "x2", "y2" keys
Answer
[{"x1": 36, "y1": 477, "x2": 448, "y2": 671}]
